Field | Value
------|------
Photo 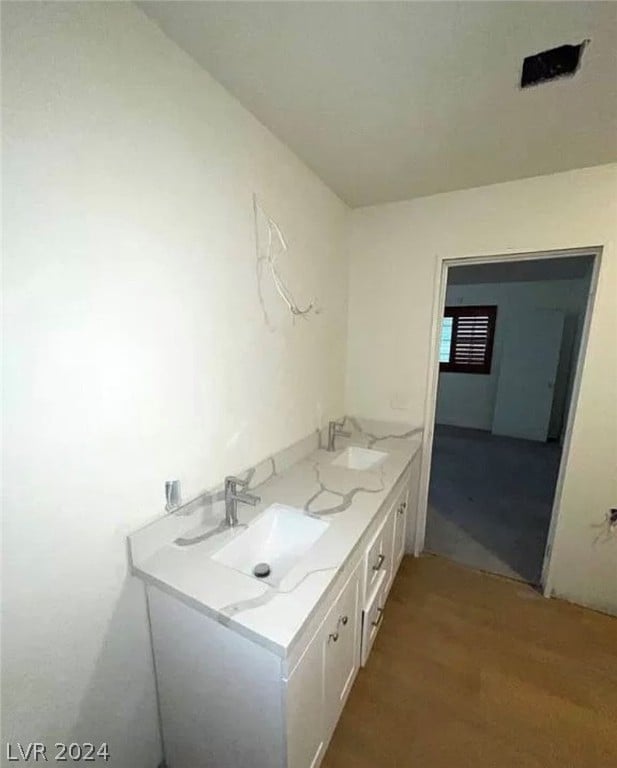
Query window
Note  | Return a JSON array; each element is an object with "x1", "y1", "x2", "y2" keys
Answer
[{"x1": 439, "y1": 305, "x2": 497, "y2": 375}]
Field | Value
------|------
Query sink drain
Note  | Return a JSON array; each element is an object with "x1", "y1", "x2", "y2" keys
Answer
[{"x1": 253, "y1": 562, "x2": 271, "y2": 579}]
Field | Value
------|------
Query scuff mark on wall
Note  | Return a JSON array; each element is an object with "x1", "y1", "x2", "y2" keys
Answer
[
  {"x1": 591, "y1": 509, "x2": 617, "y2": 546},
  {"x1": 253, "y1": 194, "x2": 319, "y2": 326}
]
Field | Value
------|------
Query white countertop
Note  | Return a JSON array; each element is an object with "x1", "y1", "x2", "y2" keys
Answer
[{"x1": 130, "y1": 422, "x2": 421, "y2": 658}]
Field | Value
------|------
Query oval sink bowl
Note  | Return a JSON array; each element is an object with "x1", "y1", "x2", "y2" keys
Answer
[
  {"x1": 331, "y1": 446, "x2": 388, "y2": 471},
  {"x1": 212, "y1": 504, "x2": 329, "y2": 587}
]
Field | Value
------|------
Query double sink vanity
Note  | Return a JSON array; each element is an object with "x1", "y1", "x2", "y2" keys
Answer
[{"x1": 129, "y1": 418, "x2": 422, "y2": 768}]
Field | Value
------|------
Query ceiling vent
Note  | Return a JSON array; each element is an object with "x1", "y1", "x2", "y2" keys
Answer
[{"x1": 520, "y1": 41, "x2": 588, "y2": 88}]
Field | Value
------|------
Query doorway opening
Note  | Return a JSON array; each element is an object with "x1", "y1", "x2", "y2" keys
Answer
[{"x1": 420, "y1": 250, "x2": 598, "y2": 586}]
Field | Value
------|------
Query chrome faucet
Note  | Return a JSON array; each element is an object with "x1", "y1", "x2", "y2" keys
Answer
[
  {"x1": 224, "y1": 476, "x2": 260, "y2": 527},
  {"x1": 327, "y1": 419, "x2": 351, "y2": 452}
]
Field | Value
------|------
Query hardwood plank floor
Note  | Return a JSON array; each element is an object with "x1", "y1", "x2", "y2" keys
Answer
[{"x1": 323, "y1": 555, "x2": 617, "y2": 768}]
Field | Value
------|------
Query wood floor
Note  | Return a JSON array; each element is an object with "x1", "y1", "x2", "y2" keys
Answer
[{"x1": 323, "y1": 555, "x2": 617, "y2": 768}]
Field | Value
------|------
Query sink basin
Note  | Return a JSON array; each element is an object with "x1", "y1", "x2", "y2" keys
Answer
[
  {"x1": 212, "y1": 504, "x2": 329, "y2": 586},
  {"x1": 330, "y1": 446, "x2": 388, "y2": 471}
]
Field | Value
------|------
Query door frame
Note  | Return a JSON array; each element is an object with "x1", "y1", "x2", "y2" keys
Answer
[{"x1": 414, "y1": 246, "x2": 602, "y2": 595}]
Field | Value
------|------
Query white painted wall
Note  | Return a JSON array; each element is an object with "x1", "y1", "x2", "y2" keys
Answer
[
  {"x1": 346, "y1": 164, "x2": 617, "y2": 615},
  {"x1": 2, "y1": 3, "x2": 348, "y2": 764},
  {"x1": 435, "y1": 278, "x2": 590, "y2": 438}
]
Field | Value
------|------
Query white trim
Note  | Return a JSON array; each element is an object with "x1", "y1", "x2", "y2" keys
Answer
[
  {"x1": 540, "y1": 248, "x2": 602, "y2": 595},
  {"x1": 414, "y1": 254, "x2": 448, "y2": 556},
  {"x1": 414, "y1": 246, "x2": 603, "y2": 594}
]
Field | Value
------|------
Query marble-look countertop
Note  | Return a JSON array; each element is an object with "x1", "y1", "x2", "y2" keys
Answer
[{"x1": 130, "y1": 420, "x2": 422, "y2": 658}]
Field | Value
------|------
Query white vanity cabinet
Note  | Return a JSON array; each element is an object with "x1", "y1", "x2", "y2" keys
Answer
[{"x1": 144, "y1": 454, "x2": 420, "y2": 768}]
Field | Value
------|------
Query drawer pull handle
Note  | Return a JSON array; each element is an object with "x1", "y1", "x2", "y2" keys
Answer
[
  {"x1": 329, "y1": 632, "x2": 339, "y2": 643},
  {"x1": 372, "y1": 554, "x2": 385, "y2": 571},
  {"x1": 340, "y1": 615, "x2": 348, "y2": 626},
  {"x1": 398, "y1": 505, "x2": 404, "y2": 515},
  {"x1": 371, "y1": 607, "x2": 384, "y2": 628}
]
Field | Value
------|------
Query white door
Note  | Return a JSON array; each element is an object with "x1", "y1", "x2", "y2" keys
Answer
[{"x1": 492, "y1": 309, "x2": 564, "y2": 442}]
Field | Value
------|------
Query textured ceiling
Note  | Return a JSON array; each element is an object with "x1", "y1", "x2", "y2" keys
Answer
[{"x1": 139, "y1": 1, "x2": 617, "y2": 207}]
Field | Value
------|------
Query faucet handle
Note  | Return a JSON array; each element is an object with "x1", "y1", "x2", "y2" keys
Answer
[{"x1": 240, "y1": 490, "x2": 261, "y2": 506}]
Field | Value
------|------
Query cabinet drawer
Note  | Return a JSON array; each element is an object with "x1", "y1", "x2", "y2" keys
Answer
[
  {"x1": 361, "y1": 572, "x2": 387, "y2": 667},
  {"x1": 364, "y1": 523, "x2": 384, "y2": 600},
  {"x1": 363, "y1": 510, "x2": 394, "y2": 604}
]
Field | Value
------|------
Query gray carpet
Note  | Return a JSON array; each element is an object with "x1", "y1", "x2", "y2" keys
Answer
[{"x1": 425, "y1": 425, "x2": 561, "y2": 584}]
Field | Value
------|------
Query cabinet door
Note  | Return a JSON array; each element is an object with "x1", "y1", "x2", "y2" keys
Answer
[
  {"x1": 324, "y1": 569, "x2": 360, "y2": 737},
  {"x1": 405, "y1": 451, "x2": 422, "y2": 554},
  {"x1": 286, "y1": 632, "x2": 324, "y2": 768},
  {"x1": 381, "y1": 506, "x2": 396, "y2": 593},
  {"x1": 392, "y1": 486, "x2": 409, "y2": 574}
]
